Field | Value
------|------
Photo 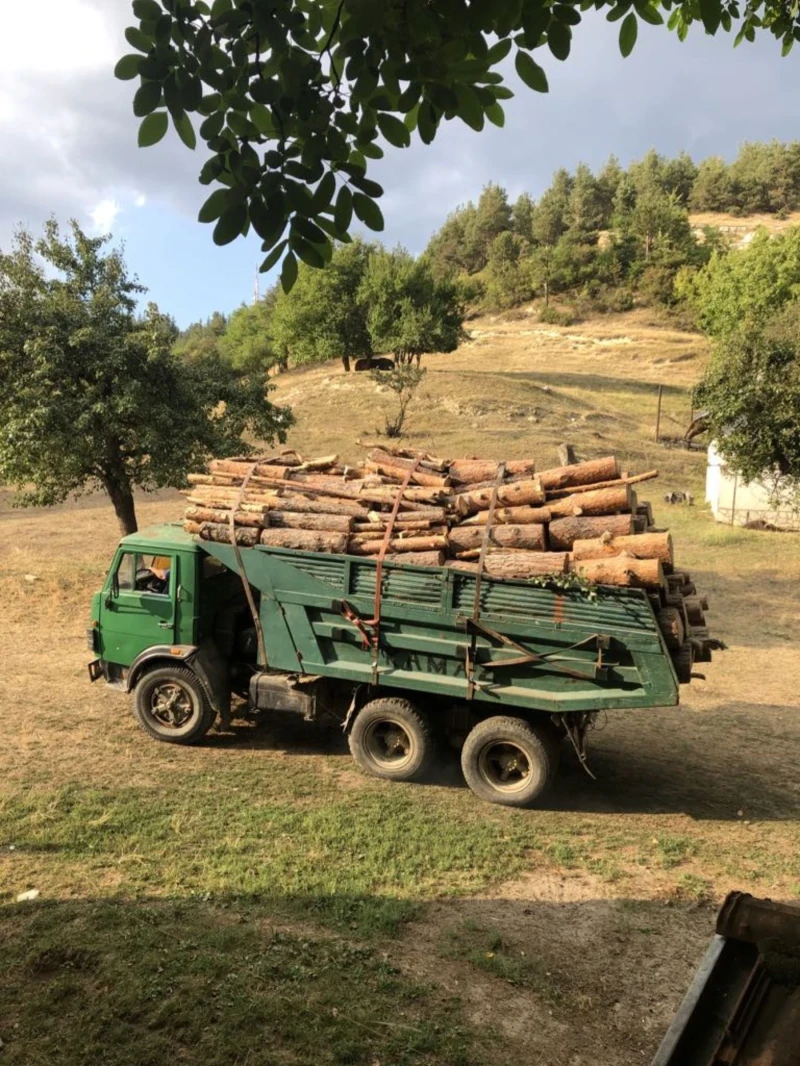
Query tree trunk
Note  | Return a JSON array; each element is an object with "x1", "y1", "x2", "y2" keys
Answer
[
  {"x1": 569, "y1": 556, "x2": 665, "y2": 590},
  {"x1": 460, "y1": 505, "x2": 552, "y2": 526},
  {"x1": 571, "y1": 531, "x2": 673, "y2": 566},
  {"x1": 453, "y1": 478, "x2": 546, "y2": 516},
  {"x1": 103, "y1": 473, "x2": 138, "y2": 536},
  {"x1": 448, "y1": 524, "x2": 546, "y2": 553},
  {"x1": 548, "y1": 513, "x2": 634, "y2": 551},
  {"x1": 341, "y1": 353, "x2": 351, "y2": 373},
  {"x1": 538, "y1": 456, "x2": 620, "y2": 492},
  {"x1": 348, "y1": 534, "x2": 448, "y2": 555},
  {"x1": 447, "y1": 552, "x2": 569, "y2": 579},
  {"x1": 449, "y1": 458, "x2": 536, "y2": 485},
  {"x1": 546, "y1": 485, "x2": 633, "y2": 518}
]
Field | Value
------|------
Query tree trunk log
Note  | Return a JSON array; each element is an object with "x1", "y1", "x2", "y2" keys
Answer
[
  {"x1": 447, "y1": 552, "x2": 569, "y2": 578},
  {"x1": 448, "y1": 458, "x2": 536, "y2": 485},
  {"x1": 548, "y1": 513, "x2": 634, "y2": 550},
  {"x1": 260, "y1": 529, "x2": 349, "y2": 552},
  {"x1": 185, "y1": 506, "x2": 264, "y2": 528},
  {"x1": 266, "y1": 495, "x2": 370, "y2": 518},
  {"x1": 199, "y1": 523, "x2": 260, "y2": 547},
  {"x1": 538, "y1": 456, "x2": 620, "y2": 492},
  {"x1": 385, "y1": 550, "x2": 444, "y2": 567},
  {"x1": 545, "y1": 469, "x2": 658, "y2": 498},
  {"x1": 367, "y1": 450, "x2": 451, "y2": 487},
  {"x1": 208, "y1": 460, "x2": 291, "y2": 480},
  {"x1": 546, "y1": 485, "x2": 633, "y2": 518},
  {"x1": 365, "y1": 507, "x2": 448, "y2": 525},
  {"x1": 264, "y1": 511, "x2": 354, "y2": 533},
  {"x1": 448, "y1": 524, "x2": 546, "y2": 553},
  {"x1": 453, "y1": 478, "x2": 545, "y2": 516},
  {"x1": 571, "y1": 532, "x2": 673, "y2": 566},
  {"x1": 569, "y1": 557, "x2": 665, "y2": 589},
  {"x1": 348, "y1": 535, "x2": 448, "y2": 555},
  {"x1": 460, "y1": 505, "x2": 552, "y2": 526}
]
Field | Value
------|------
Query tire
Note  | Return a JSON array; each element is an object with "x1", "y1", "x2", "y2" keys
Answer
[
  {"x1": 348, "y1": 698, "x2": 434, "y2": 782},
  {"x1": 133, "y1": 665, "x2": 216, "y2": 745},
  {"x1": 672, "y1": 642, "x2": 694, "y2": 684},
  {"x1": 460, "y1": 716, "x2": 559, "y2": 808}
]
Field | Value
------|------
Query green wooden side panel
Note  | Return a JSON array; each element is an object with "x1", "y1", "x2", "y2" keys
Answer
[{"x1": 202, "y1": 541, "x2": 679, "y2": 715}]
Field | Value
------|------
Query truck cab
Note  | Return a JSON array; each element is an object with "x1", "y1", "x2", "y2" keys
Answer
[{"x1": 88, "y1": 523, "x2": 250, "y2": 743}]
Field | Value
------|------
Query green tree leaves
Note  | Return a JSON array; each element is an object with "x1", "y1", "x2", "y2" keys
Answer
[
  {"x1": 118, "y1": 0, "x2": 800, "y2": 279},
  {"x1": 138, "y1": 112, "x2": 168, "y2": 147}
]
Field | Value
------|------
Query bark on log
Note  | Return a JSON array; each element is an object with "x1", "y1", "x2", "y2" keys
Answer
[
  {"x1": 460, "y1": 505, "x2": 552, "y2": 526},
  {"x1": 348, "y1": 526, "x2": 446, "y2": 545},
  {"x1": 385, "y1": 550, "x2": 444, "y2": 567},
  {"x1": 348, "y1": 535, "x2": 448, "y2": 555},
  {"x1": 264, "y1": 511, "x2": 354, "y2": 533},
  {"x1": 199, "y1": 523, "x2": 260, "y2": 547},
  {"x1": 266, "y1": 495, "x2": 370, "y2": 518},
  {"x1": 446, "y1": 552, "x2": 570, "y2": 579},
  {"x1": 367, "y1": 450, "x2": 451, "y2": 487},
  {"x1": 569, "y1": 557, "x2": 665, "y2": 589},
  {"x1": 352, "y1": 520, "x2": 440, "y2": 535},
  {"x1": 545, "y1": 469, "x2": 658, "y2": 498},
  {"x1": 183, "y1": 521, "x2": 203, "y2": 535},
  {"x1": 357, "y1": 441, "x2": 450, "y2": 471},
  {"x1": 185, "y1": 495, "x2": 273, "y2": 512},
  {"x1": 570, "y1": 531, "x2": 673, "y2": 566},
  {"x1": 448, "y1": 458, "x2": 536, "y2": 485},
  {"x1": 453, "y1": 478, "x2": 545, "y2": 516},
  {"x1": 259, "y1": 528, "x2": 349, "y2": 552},
  {"x1": 546, "y1": 485, "x2": 633, "y2": 518},
  {"x1": 207, "y1": 461, "x2": 291, "y2": 480},
  {"x1": 295, "y1": 454, "x2": 340, "y2": 471},
  {"x1": 448, "y1": 524, "x2": 546, "y2": 553},
  {"x1": 185, "y1": 506, "x2": 264, "y2": 528},
  {"x1": 365, "y1": 507, "x2": 448, "y2": 525},
  {"x1": 548, "y1": 514, "x2": 634, "y2": 551},
  {"x1": 538, "y1": 456, "x2": 620, "y2": 491}
]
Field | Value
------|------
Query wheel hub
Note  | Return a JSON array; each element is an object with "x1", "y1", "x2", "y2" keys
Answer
[
  {"x1": 151, "y1": 683, "x2": 193, "y2": 728},
  {"x1": 479, "y1": 742, "x2": 532, "y2": 792},
  {"x1": 365, "y1": 720, "x2": 413, "y2": 766}
]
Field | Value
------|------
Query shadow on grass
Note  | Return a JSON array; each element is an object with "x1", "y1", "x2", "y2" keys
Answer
[
  {"x1": 204, "y1": 703, "x2": 800, "y2": 823},
  {"x1": 428, "y1": 366, "x2": 687, "y2": 398},
  {"x1": 0, "y1": 890, "x2": 714, "y2": 1066}
]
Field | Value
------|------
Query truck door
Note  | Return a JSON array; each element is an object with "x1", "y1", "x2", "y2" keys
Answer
[{"x1": 98, "y1": 550, "x2": 180, "y2": 665}]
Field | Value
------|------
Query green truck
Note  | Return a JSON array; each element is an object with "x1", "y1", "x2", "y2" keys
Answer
[{"x1": 88, "y1": 522, "x2": 693, "y2": 807}]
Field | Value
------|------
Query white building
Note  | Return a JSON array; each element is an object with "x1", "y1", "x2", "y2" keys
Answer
[{"x1": 706, "y1": 441, "x2": 800, "y2": 529}]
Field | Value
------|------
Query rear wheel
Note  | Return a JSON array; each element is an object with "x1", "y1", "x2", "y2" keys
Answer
[
  {"x1": 133, "y1": 665, "x2": 215, "y2": 745},
  {"x1": 348, "y1": 698, "x2": 434, "y2": 782},
  {"x1": 461, "y1": 716, "x2": 559, "y2": 808}
]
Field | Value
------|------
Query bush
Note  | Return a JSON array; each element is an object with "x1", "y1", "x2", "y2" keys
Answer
[
  {"x1": 538, "y1": 304, "x2": 576, "y2": 326},
  {"x1": 370, "y1": 364, "x2": 427, "y2": 438}
]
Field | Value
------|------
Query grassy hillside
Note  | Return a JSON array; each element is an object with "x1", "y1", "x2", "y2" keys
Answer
[{"x1": 2, "y1": 308, "x2": 800, "y2": 1066}]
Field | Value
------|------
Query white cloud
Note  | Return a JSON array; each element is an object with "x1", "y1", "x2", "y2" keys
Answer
[
  {"x1": 0, "y1": 0, "x2": 115, "y2": 74},
  {"x1": 89, "y1": 198, "x2": 121, "y2": 232},
  {"x1": 134, "y1": 193, "x2": 147, "y2": 208}
]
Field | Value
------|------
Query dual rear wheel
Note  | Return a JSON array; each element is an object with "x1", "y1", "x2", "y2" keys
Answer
[{"x1": 348, "y1": 697, "x2": 559, "y2": 807}]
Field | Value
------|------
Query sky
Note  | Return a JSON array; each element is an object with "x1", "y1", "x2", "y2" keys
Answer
[{"x1": 1, "y1": 0, "x2": 799, "y2": 328}]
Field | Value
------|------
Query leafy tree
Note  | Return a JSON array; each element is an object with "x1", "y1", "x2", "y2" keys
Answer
[
  {"x1": 566, "y1": 163, "x2": 604, "y2": 236},
  {"x1": 511, "y1": 193, "x2": 536, "y2": 243},
  {"x1": 173, "y1": 311, "x2": 227, "y2": 361},
  {"x1": 360, "y1": 247, "x2": 465, "y2": 364},
  {"x1": 370, "y1": 364, "x2": 426, "y2": 438},
  {"x1": 694, "y1": 314, "x2": 800, "y2": 501},
  {"x1": 0, "y1": 220, "x2": 291, "y2": 535},
  {"x1": 483, "y1": 231, "x2": 533, "y2": 310},
  {"x1": 218, "y1": 293, "x2": 277, "y2": 371},
  {"x1": 677, "y1": 227, "x2": 800, "y2": 336},
  {"x1": 595, "y1": 155, "x2": 624, "y2": 227},
  {"x1": 269, "y1": 238, "x2": 373, "y2": 371},
  {"x1": 690, "y1": 156, "x2": 731, "y2": 212},
  {"x1": 532, "y1": 169, "x2": 572, "y2": 248},
  {"x1": 424, "y1": 203, "x2": 477, "y2": 278},
  {"x1": 662, "y1": 152, "x2": 698, "y2": 205},
  {"x1": 630, "y1": 188, "x2": 692, "y2": 260},
  {"x1": 117, "y1": 0, "x2": 797, "y2": 285},
  {"x1": 465, "y1": 183, "x2": 513, "y2": 270}
]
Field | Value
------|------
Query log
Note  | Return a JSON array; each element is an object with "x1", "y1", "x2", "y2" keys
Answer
[
  {"x1": 546, "y1": 485, "x2": 633, "y2": 518},
  {"x1": 266, "y1": 495, "x2": 370, "y2": 518},
  {"x1": 295, "y1": 454, "x2": 340, "y2": 471},
  {"x1": 446, "y1": 552, "x2": 570, "y2": 579},
  {"x1": 185, "y1": 506, "x2": 264, "y2": 528},
  {"x1": 352, "y1": 521, "x2": 441, "y2": 535},
  {"x1": 185, "y1": 495, "x2": 273, "y2": 512},
  {"x1": 386, "y1": 550, "x2": 444, "y2": 567},
  {"x1": 460, "y1": 505, "x2": 552, "y2": 526},
  {"x1": 453, "y1": 478, "x2": 545, "y2": 516},
  {"x1": 357, "y1": 441, "x2": 450, "y2": 471},
  {"x1": 349, "y1": 526, "x2": 446, "y2": 545},
  {"x1": 198, "y1": 523, "x2": 260, "y2": 547},
  {"x1": 448, "y1": 458, "x2": 536, "y2": 485},
  {"x1": 183, "y1": 521, "x2": 203, "y2": 535},
  {"x1": 548, "y1": 514, "x2": 634, "y2": 551},
  {"x1": 367, "y1": 450, "x2": 451, "y2": 488},
  {"x1": 569, "y1": 557, "x2": 665, "y2": 589},
  {"x1": 448, "y1": 524, "x2": 546, "y2": 553},
  {"x1": 348, "y1": 535, "x2": 448, "y2": 556},
  {"x1": 538, "y1": 456, "x2": 620, "y2": 491},
  {"x1": 365, "y1": 507, "x2": 448, "y2": 525},
  {"x1": 545, "y1": 469, "x2": 659, "y2": 498},
  {"x1": 570, "y1": 531, "x2": 674, "y2": 566},
  {"x1": 206, "y1": 461, "x2": 291, "y2": 480},
  {"x1": 259, "y1": 529, "x2": 349, "y2": 553},
  {"x1": 264, "y1": 511, "x2": 354, "y2": 533}
]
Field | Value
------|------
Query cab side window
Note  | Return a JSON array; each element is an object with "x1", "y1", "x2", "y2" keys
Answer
[{"x1": 114, "y1": 553, "x2": 173, "y2": 597}]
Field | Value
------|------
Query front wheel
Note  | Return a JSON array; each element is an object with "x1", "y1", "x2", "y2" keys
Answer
[
  {"x1": 348, "y1": 698, "x2": 434, "y2": 782},
  {"x1": 460, "y1": 716, "x2": 559, "y2": 808},
  {"x1": 133, "y1": 665, "x2": 215, "y2": 745}
]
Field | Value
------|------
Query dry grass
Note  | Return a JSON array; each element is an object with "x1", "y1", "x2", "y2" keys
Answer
[{"x1": 2, "y1": 309, "x2": 800, "y2": 1066}]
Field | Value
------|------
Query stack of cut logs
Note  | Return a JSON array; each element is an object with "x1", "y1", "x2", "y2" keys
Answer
[{"x1": 182, "y1": 445, "x2": 717, "y2": 682}]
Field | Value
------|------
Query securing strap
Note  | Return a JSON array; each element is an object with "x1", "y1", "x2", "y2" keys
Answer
[
  {"x1": 466, "y1": 462, "x2": 506, "y2": 699},
  {"x1": 229, "y1": 460, "x2": 268, "y2": 670}
]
